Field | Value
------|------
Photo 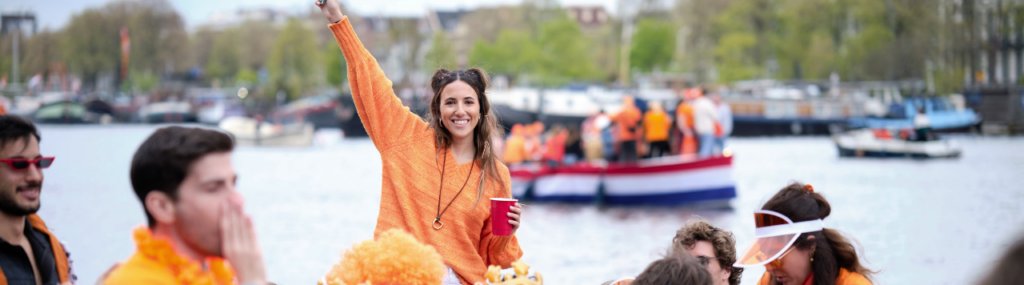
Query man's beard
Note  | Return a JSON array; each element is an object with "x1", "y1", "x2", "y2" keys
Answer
[{"x1": 0, "y1": 184, "x2": 42, "y2": 216}]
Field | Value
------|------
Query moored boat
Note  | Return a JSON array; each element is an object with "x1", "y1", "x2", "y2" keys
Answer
[{"x1": 510, "y1": 155, "x2": 736, "y2": 206}]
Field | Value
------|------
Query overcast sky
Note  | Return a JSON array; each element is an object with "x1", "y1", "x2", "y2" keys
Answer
[{"x1": 2, "y1": 0, "x2": 620, "y2": 30}]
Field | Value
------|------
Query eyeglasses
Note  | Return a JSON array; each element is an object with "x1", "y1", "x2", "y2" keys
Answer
[
  {"x1": 765, "y1": 245, "x2": 796, "y2": 269},
  {"x1": 695, "y1": 255, "x2": 715, "y2": 267},
  {"x1": 0, "y1": 157, "x2": 55, "y2": 170}
]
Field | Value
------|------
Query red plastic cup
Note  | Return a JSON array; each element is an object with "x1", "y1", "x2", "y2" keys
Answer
[{"x1": 490, "y1": 198, "x2": 518, "y2": 236}]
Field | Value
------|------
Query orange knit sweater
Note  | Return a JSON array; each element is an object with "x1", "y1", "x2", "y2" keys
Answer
[{"x1": 329, "y1": 18, "x2": 523, "y2": 284}]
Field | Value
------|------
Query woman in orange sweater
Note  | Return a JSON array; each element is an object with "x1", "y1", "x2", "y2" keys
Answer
[{"x1": 316, "y1": 1, "x2": 524, "y2": 284}]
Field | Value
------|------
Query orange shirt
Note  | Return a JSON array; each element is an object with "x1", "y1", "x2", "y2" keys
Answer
[
  {"x1": 758, "y1": 268, "x2": 872, "y2": 285},
  {"x1": 643, "y1": 110, "x2": 671, "y2": 142},
  {"x1": 541, "y1": 131, "x2": 568, "y2": 163},
  {"x1": 503, "y1": 135, "x2": 527, "y2": 164},
  {"x1": 676, "y1": 102, "x2": 695, "y2": 129},
  {"x1": 613, "y1": 106, "x2": 642, "y2": 142},
  {"x1": 330, "y1": 18, "x2": 522, "y2": 284},
  {"x1": 103, "y1": 228, "x2": 235, "y2": 285}
]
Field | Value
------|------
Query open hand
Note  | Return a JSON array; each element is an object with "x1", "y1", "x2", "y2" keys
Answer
[{"x1": 221, "y1": 201, "x2": 267, "y2": 285}]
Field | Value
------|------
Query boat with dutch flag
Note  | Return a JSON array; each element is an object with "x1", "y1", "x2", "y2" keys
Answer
[{"x1": 509, "y1": 155, "x2": 736, "y2": 206}]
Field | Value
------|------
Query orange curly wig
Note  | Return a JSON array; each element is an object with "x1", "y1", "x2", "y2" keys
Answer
[{"x1": 320, "y1": 229, "x2": 445, "y2": 285}]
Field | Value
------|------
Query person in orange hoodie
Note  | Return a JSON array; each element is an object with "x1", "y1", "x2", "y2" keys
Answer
[
  {"x1": 643, "y1": 102, "x2": 672, "y2": 158},
  {"x1": 317, "y1": 1, "x2": 524, "y2": 284},
  {"x1": 103, "y1": 127, "x2": 269, "y2": 285},
  {"x1": 735, "y1": 183, "x2": 873, "y2": 285},
  {"x1": 541, "y1": 126, "x2": 569, "y2": 168},
  {"x1": 503, "y1": 124, "x2": 527, "y2": 165},
  {"x1": 675, "y1": 90, "x2": 698, "y2": 157},
  {"x1": 612, "y1": 96, "x2": 642, "y2": 163},
  {"x1": 0, "y1": 116, "x2": 75, "y2": 285},
  {"x1": 524, "y1": 122, "x2": 544, "y2": 163}
]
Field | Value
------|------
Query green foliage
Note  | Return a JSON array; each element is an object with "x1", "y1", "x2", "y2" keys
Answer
[
  {"x1": 630, "y1": 18, "x2": 675, "y2": 72},
  {"x1": 323, "y1": 41, "x2": 347, "y2": 90},
  {"x1": 534, "y1": 16, "x2": 599, "y2": 86},
  {"x1": 266, "y1": 19, "x2": 321, "y2": 101},
  {"x1": 125, "y1": 70, "x2": 159, "y2": 92},
  {"x1": 469, "y1": 29, "x2": 540, "y2": 78},
  {"x1": 20, "y1": 30, "x2": 64, "y2": 79},
  {"x1": 60, "y1": 0, "x2": 186, "y2": 89},
  {"x1": 206, "y1": 32, "x2": 241, "y2": 83},
  {"x1": 469, "y1": 14, "x2": 598, "y2": 87},
  {"x1": 425, "y1": 32, "x2": 457, "y2": 71},
  {"x1": 235, "y1": 67, "x2": 258, "y2": 86}
]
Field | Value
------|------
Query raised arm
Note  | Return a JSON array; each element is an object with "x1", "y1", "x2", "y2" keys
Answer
[{"x1": 317, "y1": 0, "x2": 428, "y2": 151}]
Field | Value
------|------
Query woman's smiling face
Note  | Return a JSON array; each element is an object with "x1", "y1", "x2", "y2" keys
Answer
[{"x1": 439, "y1": 80, "x2": 480, "y2": 141}]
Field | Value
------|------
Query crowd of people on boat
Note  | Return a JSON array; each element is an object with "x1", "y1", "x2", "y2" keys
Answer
[
  {"x1": 1, "y1": 0, "x2": 1020, "y2": 284},
  {"x1": 501, "y1": 88, "x2": 734, "y2": 167}
]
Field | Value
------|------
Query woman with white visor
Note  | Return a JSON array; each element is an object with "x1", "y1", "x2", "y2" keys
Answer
[{"x1": 735, "y1": 183, "x2": 873, "y2": 285}]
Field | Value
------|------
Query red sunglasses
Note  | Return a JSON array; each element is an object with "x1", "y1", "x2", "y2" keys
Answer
[{"x1": 0, "y1": 157, "x2": 55, "y2": 170}]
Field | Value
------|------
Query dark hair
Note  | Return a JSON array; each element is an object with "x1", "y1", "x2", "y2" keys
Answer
[
  {"x1": 130, "y1": 126, "x2": 234, "y2": 227},
  {"x1": 427, "y1": 68, "x2": 505, "y2": 201},
  {"x1": 632, "y1": 252, "x2": 713, "y2": 285},
  {"x1": 0, "y1": 115, "x2": 41, "y2": 149},
  {"x1": 673, "y1": 219, "x2": 744, "y2": 285},
  {"x1": 978, "y1": 234, "x2": 1024, "y2": 285},
  {"x1": 762, "y1": 182, "x2": 874, "y2": 285}
]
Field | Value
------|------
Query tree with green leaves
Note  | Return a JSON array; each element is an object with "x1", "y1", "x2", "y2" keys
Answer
[
  {"x1": 323, "y1": 40, "x2": 346, "y2": 90},
  {"x1": 534, "y1": 16, "x2": 599, "y2": 86},
  {"x1": 20, "y1": 30, "x2": 64, "y2": 81},
  {"x1": 630, "y1": 18, "x2": 675, "y2": 73},
  {"x1": 425, "y1": 31, "x2": 457, "y2": 71},
  {"x1": 469, "y1": 29, "x2": 540, "y2": 81},
  {"x1": 60, "y1": 0, "x2": 186, "y2": 91},
  {"x1": 266, "y1": 19, "x2": 321, "y2": 101},
  {"x1": 205, "y1": 31, "x2": 241, "y2": 85}
]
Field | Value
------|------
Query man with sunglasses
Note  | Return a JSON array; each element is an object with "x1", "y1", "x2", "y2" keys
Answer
[
  {"x1": 103, "y1": 126, "x2": 269, "y2": 285},
  {"x1": 0, "y1": 115, "x2": 74, "y2": 285}
]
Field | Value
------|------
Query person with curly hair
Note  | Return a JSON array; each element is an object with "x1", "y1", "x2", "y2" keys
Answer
[{"x1": 673, "y1": 219, "x2": 743, "y2": 285}]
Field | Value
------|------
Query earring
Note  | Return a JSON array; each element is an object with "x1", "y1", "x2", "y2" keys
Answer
[{"x1": 810, "y1": 257, "x2": 814, "y2": 262}]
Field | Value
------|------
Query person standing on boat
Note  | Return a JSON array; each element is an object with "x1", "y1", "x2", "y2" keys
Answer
[
  {"x1": 675, "y1": 89, "x2": 698, "y2": 157},
  {"x1": 612, "y1": 96, "x2": 643, "y2": 163},
  {"x1": 503, "y1": 124, "x2": 528, "y2": 166},
  {"x1": 712, "y1": 93, "x2": 732, "y2": 154},
  {"x1": 642, "y1": 102, "x2": 672, "y2": 158},
  {"x1": 582, "y1": 110, "x2": 609, "y2": 163},
  {"x1": 692, "y1": 89, "x2": 720, "y2": 158},
  {"x1": 541, "y1": 125, "x2": 569, "y2": 167},
  {"x1": 0, "y1": 116, "x2": 76, "y2": 285},
  {"x1": 316, "y1": 1, "x2": 524, "y2": 284},
  {"x1": 735, "y1": 183, "x2": 873, "y2": 285},
  {"x1": 913, "y1": 106, "x2": 931, "y2": 142}
]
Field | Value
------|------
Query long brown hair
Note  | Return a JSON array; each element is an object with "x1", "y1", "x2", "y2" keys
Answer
[
  {"x1": 427, "y1": 68, "x2": 505, "y2": 202},
  {"x1": 761, "y1": 182, "x2": 874, "y2": 285}
]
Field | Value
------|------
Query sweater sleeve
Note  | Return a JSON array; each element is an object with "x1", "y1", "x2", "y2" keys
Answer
[
  {"x1": 329, "y1": 17, "x2": 428, "y2": 151},
  {"x1": 477, "y1": 168, "x2": 524, "y2": 267}
]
